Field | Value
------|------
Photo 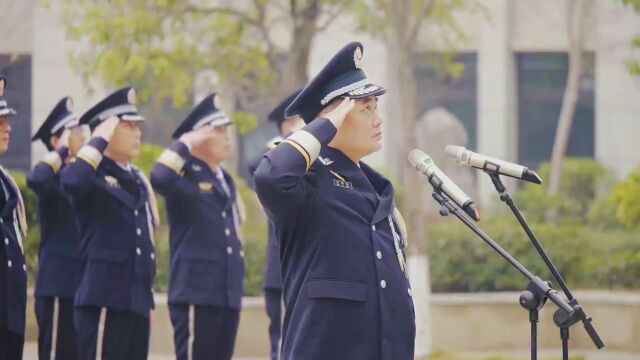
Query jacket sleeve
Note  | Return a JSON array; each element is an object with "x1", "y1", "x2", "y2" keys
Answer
[
  {"x1": 150, "y1": 140, "x2": 200, "y2": 198},
  {"x1": 254, "y1": 117, "x2": 336, "y2": 222},
  {"x1": 60, "y1": 137, "x2": 108, "y2": 201},
  {"x1": 26, "y1": 147, "x2": 69, "y2": 195}
]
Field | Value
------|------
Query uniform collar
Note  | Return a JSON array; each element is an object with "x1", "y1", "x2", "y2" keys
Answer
[{"x1": 318, "y1": 147, "x2": 396, "y2": 222}]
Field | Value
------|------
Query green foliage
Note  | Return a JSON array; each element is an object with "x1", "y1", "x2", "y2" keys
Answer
[
  {"x1": 621, "y1": 0, "x2": 640, "y2": 74},
  {"x1": 62, "y1": 0, "x2": 273, "y2": 108},
  {"x1": 608, "y1": 165, "x2": 640, "y2": 228},
  {"x1": 234, "y1": 174, "x2": 268, "y2": 296},
  {"x1": 424, "y1": 158, "x2": 640, "y2": 293},
  {"x1": 232, "y1": 111, "x2": 259, "y2": 136},
  {"x1": 10, "y1": 171, "x2": 40, "y2": 283},
  {"x1": 513, "y1": 158, "x2": 610, "y2": 225},
  {"x1": 427, "y1": 217, "x2": 640, "y2": 292},
  {"x1": 132, "y1": 143, "x2": 164, "y2": 175}
]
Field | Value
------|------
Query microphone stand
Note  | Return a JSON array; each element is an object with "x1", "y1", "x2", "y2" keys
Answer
[
  {"x1": 429, "y1": 188, "x2": 575, "y2": 360},
  {"x1": 483, "y1": 169, "x2": 604, "y2": 360}
]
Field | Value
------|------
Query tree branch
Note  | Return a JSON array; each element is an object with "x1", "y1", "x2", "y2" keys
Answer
[
  {"x1": 408, "y1": 0, "x2": 436, "y2": 45},
  {"x1": 315, "y1": 5, "x2": 343, "y2": 32}
]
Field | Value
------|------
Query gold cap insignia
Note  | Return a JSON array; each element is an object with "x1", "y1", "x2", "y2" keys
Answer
[
  {"x1": 354, "y1": 47, "x2": 363, "y2": 69},
  {"x1": 66, "y1": 97, "x2": 74, "y2": 112},
  {"x1": 127, "y1": 88, "x2": 137, "y2": 104},
  {"x1": 0, "y1": 78, "x2": 5, "y2": 97},
  {"x1": 212, "y1": 94, "x2": 221, "y2": 109}
]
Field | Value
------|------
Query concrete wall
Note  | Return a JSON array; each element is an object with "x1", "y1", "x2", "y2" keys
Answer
[{"x1": 24, "y1": 291, "x2": 640, "y2": 357}]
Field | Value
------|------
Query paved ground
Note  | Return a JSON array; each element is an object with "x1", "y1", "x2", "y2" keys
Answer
[{"x1": 24, "y1": 342, "x2": 638, "y2": 360}]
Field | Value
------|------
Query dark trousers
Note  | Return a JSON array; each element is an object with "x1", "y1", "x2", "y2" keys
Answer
[
  {"x1": 0, "y1": 330, "x2": 23, "y2": 360},
  {"x1": 74, "y1": 306, "x2": 149, "y2": 360},
  {"x1": 264, "y1": 288, "x2": 282, "y2": 360},
  {"x1": 169, "y1": 304, "x2": 240, "y2": 360},
  {"x1": 35, "y1": 296, "x2": 78, "y2": 360}
]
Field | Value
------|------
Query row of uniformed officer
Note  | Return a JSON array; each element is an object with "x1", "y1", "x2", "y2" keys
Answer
[
  {"x1": 247, "y1": 88, "x2": 304, "y2": 360},
  {"x1": 151, "y1": 93, "x2": 244, "y2": 360},
  {"x1": 254, "y1": 42, "x2": 416, "y2": 360},
  {"x1": 28, "y1": 96, "x2": 86, "y2": 360},
  {"x1": 0, "y1": 74, "x2": 29, "y2": 360},
  {"x1": 60, "y1": 87, "x2": 159, "y2": 360}
]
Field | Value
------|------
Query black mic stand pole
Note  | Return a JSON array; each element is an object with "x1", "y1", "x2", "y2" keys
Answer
[
  {"x1": 483, "y1": 170, "x2": 604, "y2": 360},
  {"x1": 430, "y1": 188, "x2": 575, "y2": 360}
]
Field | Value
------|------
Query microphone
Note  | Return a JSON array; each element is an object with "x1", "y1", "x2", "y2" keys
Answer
[
  {"x1": 408, "y1": 149, "x2": 480, "y2": 221},
  {"x1": 444, "y1": 145, "x2": 542, "y2": 184}
]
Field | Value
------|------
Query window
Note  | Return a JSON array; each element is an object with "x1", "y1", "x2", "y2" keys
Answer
[
  {"x1": 516, "y1": 52, "x2": 595, "y2": 171},
  {"x1": 0, "y1": 54, "x2": 31, "y2": 171},
  {"x1": 414, "y1": 53, "x2": 478, "y2": 150}
]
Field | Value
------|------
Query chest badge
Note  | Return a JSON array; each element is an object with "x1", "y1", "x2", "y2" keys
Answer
[
  {"x1": 199, "y1": 182, "x2": 214, "y2": 192},
  {"x1": 192, "y1": 164, "x2": 202, "y2": 171},
  {"x1": 333, "y1": 179, "x2": 353, "y2": 189},
  {"x1": 105, "y1": 175, "x2": 120, "y2": 188}
]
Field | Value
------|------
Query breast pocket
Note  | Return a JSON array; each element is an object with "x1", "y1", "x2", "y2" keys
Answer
[{"x1": 305, "y1": 279, "x2": 367, "y2": 302}]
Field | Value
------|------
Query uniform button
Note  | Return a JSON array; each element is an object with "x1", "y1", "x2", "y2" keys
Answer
[
  {"x1": 4, "y1": 238, "x2": 8, "y2": 245},
  {"x1": 408, "y1": 288, "x2": 412, "y2": 297},
  {"x1": 226, "y1": 246, "x2": 233, "y2": 255},
  {"x1": 134, "y1": 210, "x2": 139, "y2": 216},
  {"x1": 380, "y1": 280, "x2": 386, "y2": 289},
  {"x1": 1, "y1": 218, "x2": 4, "y2": 224},
  {"x1": 222, "y1": 211, "x2": 227, "y2": 218},
  {"x1": 136, "y1": 228, "x2": 142, "y2": 236},
  {"x1": 225, "y1": 228, "x2": 230, "y2": 236},
  {"x1": 7, "y1": 260, "x2": 12, "y2": 268},
  {"x1": 136, "y1": 247, "x2": 142, "y2": 255},
  {"x1": 150, "y1": 253, "x2": 155, "y2": 260},
  {"x1": 372, "y1": 224, "x2": 376, "y2": 231},
  {"x1": 376, "y1": 251, "x2": 382, "y2": 260},
  {"x1": 23, "y1": 264, "x2": 27, "y2": 272}
]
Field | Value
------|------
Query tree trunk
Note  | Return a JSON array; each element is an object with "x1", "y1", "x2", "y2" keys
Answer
[
  {"x1": 279, "y1": 0, "x2": 320, "y2": 95},
  {"x1": 387, "y1": 1, "x2": 432, "y2": 356},
  {"x1": 548, "y1": 0, "x2": 588, "y2": 195}
]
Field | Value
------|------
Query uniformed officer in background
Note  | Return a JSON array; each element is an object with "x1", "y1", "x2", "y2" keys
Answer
[
  {"x1": 0, "y1": 74, "x2": 29, "y2": 360},
  {"x1": 151, "y1": 93, "x2": 244, "y2": 360},
  {"x1": 28, "y1": 96, "x2": 86, "y2": 360},
  {"x1": 61, "y1": 87, "x2": 159, "y2": 360},
  {"x1": 254, "y1": 42, "x2": 415, "y2": 360},
  {"x1": 247, "y1": 88, "x2": 304, "y2": 360}
]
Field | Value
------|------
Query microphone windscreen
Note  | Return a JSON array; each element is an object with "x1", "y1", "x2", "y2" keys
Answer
[
  {"x1": 444, "y1": 145, "x2": 464, "y2": 161},
  {"x1": 408, "y1": 149, "x2": 430, "y2": 168}
]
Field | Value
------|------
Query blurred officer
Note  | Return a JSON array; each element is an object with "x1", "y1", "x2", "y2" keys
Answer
[
  {"x1": 60, "y1": 87, "x2": 159, "y2": 360},
  {"x1": 247, "y1": 88, "x2": 304, "y2": 360},
  {"x1": 0, "y1": 74, "x2": 28, "y2": 360},
  {"x1": 151, "y1": 93, "x2": 244, "y2": 360},
  {"x1": 254, "y1": 42, "x2": 415, "y2": 360},
  {"x1": 28, "y1": 96, "x2": 86, "y2": 360}
]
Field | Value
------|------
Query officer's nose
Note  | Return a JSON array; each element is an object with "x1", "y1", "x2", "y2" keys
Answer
[{"x1": 373, "y1": 113, "x2": 383, "y2": 128}]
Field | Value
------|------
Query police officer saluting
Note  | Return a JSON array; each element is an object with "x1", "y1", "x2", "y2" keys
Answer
[
  {"x1": 151, "y1": 93, "x2": 244, "y2": 360},
  {"x1": 247, "y1": 88, "x2": 304, "y2": 360},
  {"x1": 0, "y1": 74, "x2": 28, "y2": 360},
  {"x1": 254, "y1": 42, "x2": 415, "y2": 360},
  {"x1": 28, "y1": 96, "x2": 86, "y2": 360},
  {"x1": 60, "y1": 87, "x2": 158, "y2": 360}
]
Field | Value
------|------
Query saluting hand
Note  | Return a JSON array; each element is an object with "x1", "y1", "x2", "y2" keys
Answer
[
  {"x1": 57, "y1": 129, "x2": 71, "y2": 150},
  {"x1": 324, "y1": 97, "x2": 355, "y2": 129},
  {"x1": 179, "y1": 126, "x2": 216, "y2": 151},
  {"x1": 93, "y1": 116, "x2": 120, "y2": 142}
]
